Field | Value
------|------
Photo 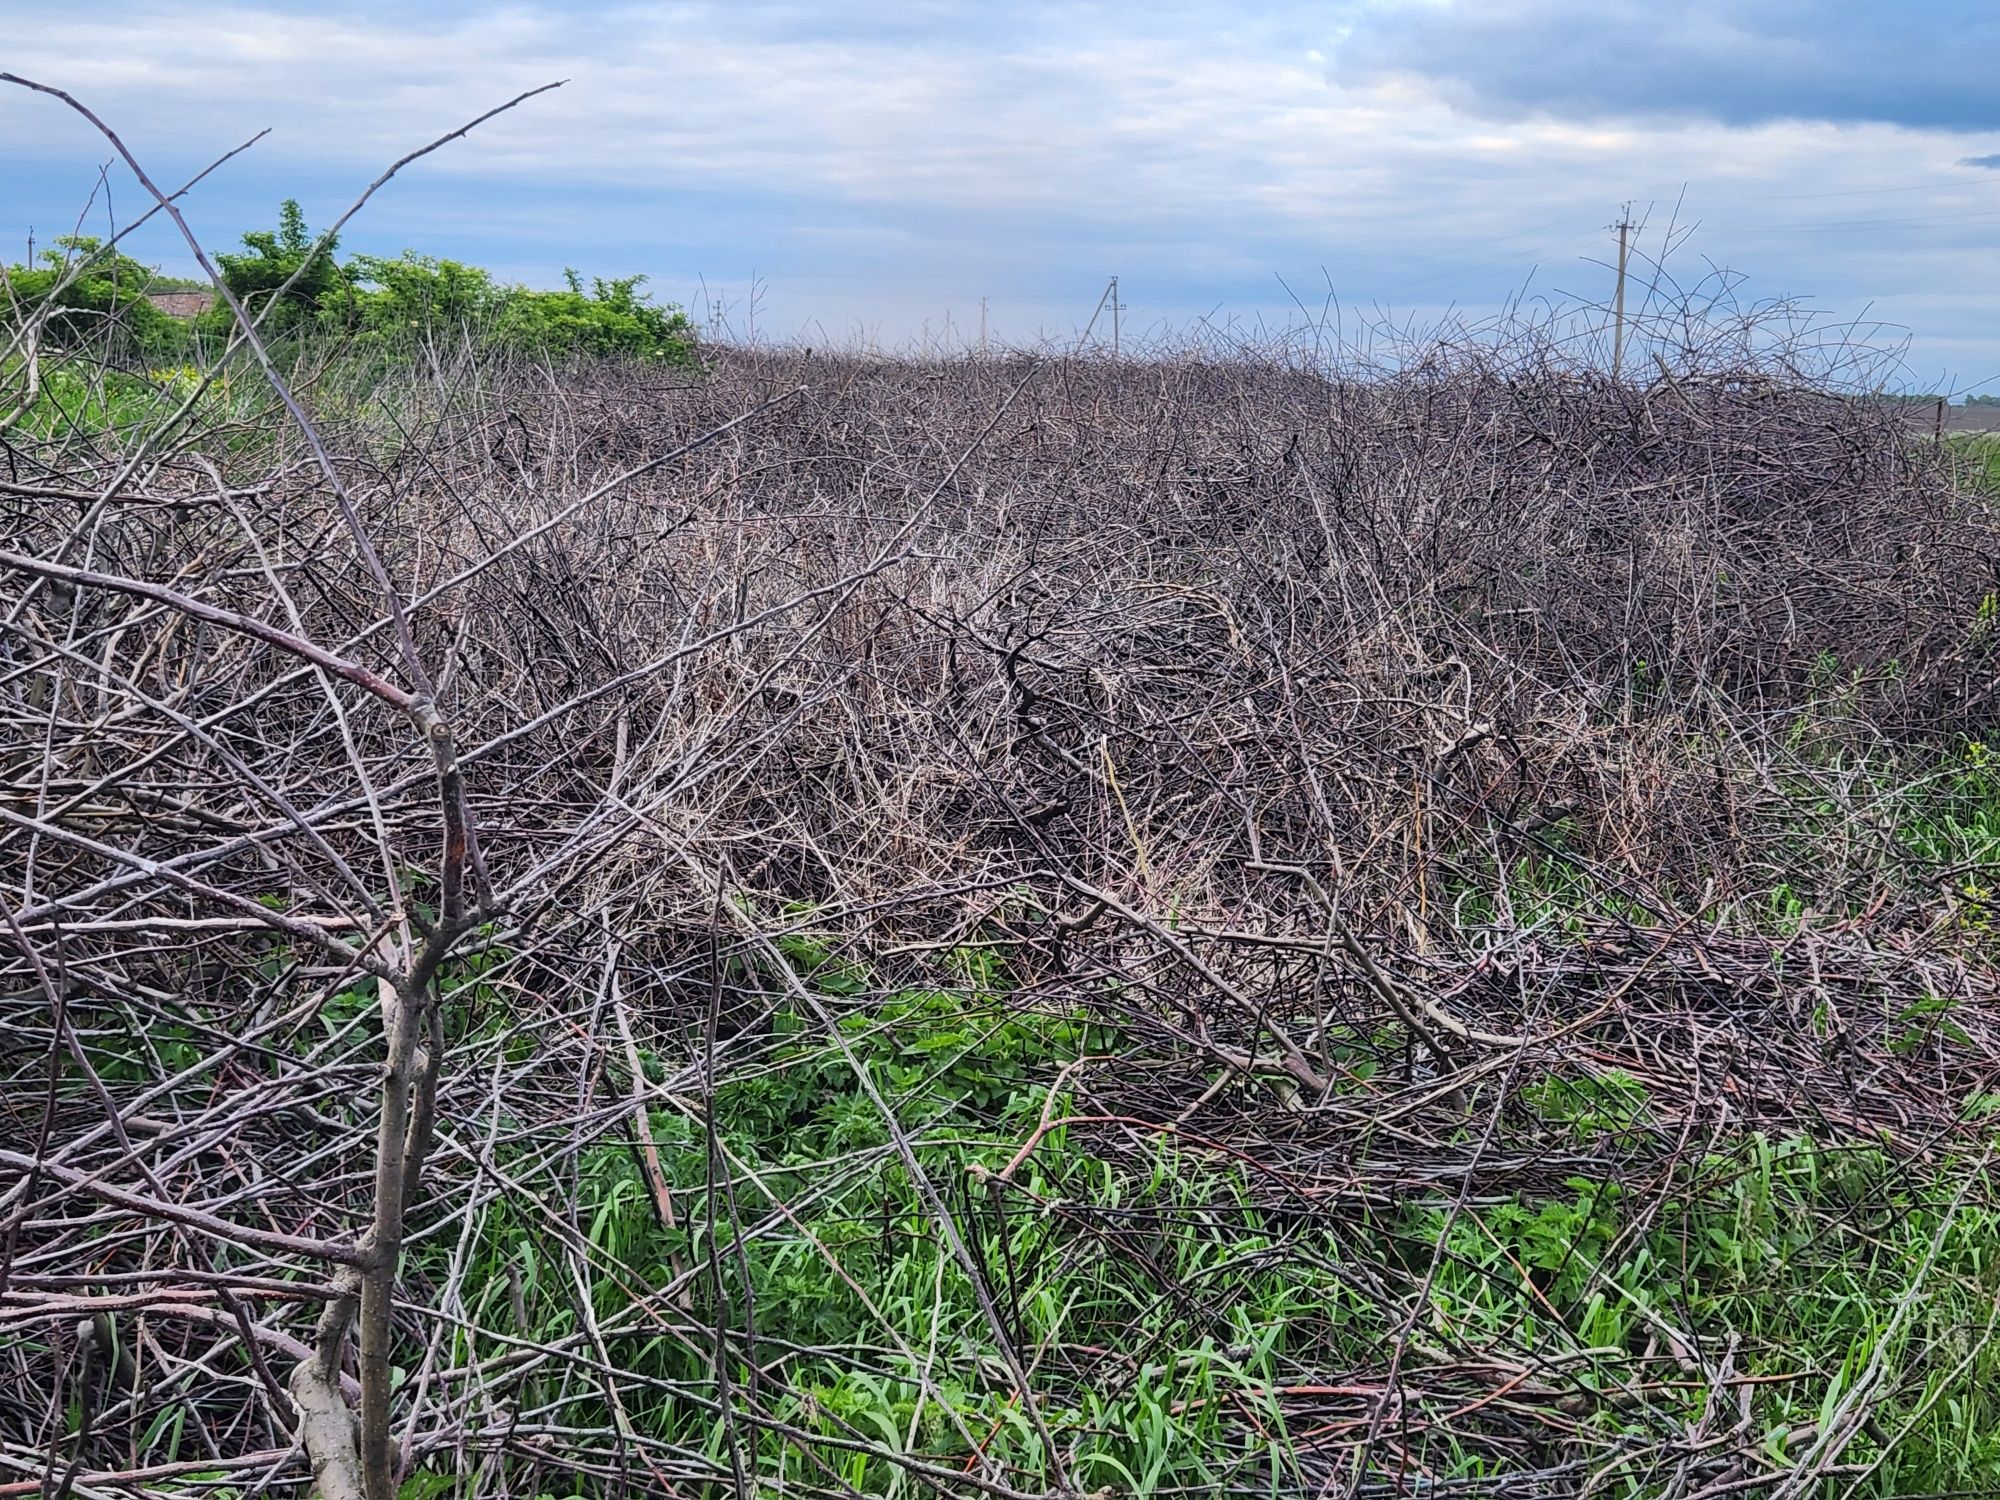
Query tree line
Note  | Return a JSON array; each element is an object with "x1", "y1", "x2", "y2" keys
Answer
[{"x1": 3, "y1": 199, "x2": 696, "y2": 364}]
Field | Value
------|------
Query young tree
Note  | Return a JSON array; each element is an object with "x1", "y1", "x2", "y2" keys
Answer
[{"x1": 204, "y1": 198, "x2": 343, "y2": 335}]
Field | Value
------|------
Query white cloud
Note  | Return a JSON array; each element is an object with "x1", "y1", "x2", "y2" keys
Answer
[{"x1": 2, "y1": 0, "x2": 1995, "y2": 388}]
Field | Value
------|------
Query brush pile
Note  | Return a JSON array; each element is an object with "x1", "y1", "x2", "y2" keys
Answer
[{"x1": 4, "y1": 317, "x2": 2000, "y2": 1498}]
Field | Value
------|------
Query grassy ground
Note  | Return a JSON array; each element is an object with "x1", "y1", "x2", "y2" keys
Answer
[
  {"x1": 358, "y1": 869, "x2": 2000, "y2": 1497},
  {"x1": 1951, "y1": 431, "x2": 2000, "y2": 494},
  {"x1": 349, "y1": 735, "x2": 2000, "y2": 1496}
]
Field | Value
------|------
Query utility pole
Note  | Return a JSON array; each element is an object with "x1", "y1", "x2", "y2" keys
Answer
[
  {"x1": 1083, "y1": 277, "x2": 1123, "y2": 355},
  {"x1": 1611, "y1": 206, "x2": 1632, "y2": 381},
  {"x1": 979, "y1": 296, "x2": 988, "y2": 356}
]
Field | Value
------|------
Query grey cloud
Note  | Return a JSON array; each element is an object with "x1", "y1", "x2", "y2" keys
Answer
[
  {"x1": 1333, "y1": 1, "x2": 2000, "y2": 132},
  {"x1": 5, "y1": 0, "x2": 1998, "y2": 383}
]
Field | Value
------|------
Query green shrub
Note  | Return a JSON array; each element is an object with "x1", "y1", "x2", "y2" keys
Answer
[
  {"x1": 339, "y1": 249, "x2": 500, "y2": 333},
  {"x1": 199, "y1": 198, "x2": 343, "y2": 338},
  {"x1": 11, "y1": 201, "x2": 697, "y2": 368},
  {"x1": 492, "y1": 270, "x2": 696, "y2": 362},
  {"x1": 340, "y1": 253, "x2": 696, "y2": 363},
  {"x1": 2, "y1": 235, "x2": 191, "y2": 356}
]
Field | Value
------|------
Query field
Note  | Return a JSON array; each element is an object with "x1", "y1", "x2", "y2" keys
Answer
[
  {"x1": 4, "y1": 318, "x2": 2000, "y2": 1500},
  {"x1": 1952, "y1": 431, "x2": 2000, "y2": 493}
]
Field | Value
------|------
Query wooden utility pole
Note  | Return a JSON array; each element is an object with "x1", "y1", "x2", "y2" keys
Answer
[
  {"x1": 1110, "y1": 276, "x2": 1124, "y2": 359},
  {"x1": 1611, "y1": 207, "x2": 1632, "y2": 381},
  {"x1": 980, "y1": 296, "x2": 988, "y2": 355}
]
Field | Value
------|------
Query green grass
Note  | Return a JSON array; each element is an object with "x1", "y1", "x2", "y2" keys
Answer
[
  {"x1": 361, "y1": 929, "x2": 2000, "y2": 1498},
  {"x1": 42, "y1": 848, "x2": 2000, "y2": 1492},
  {"x1": 2, "y1": 355, "x2": 242, "y2": 443},
  {"x1": 48, "y1": 749, "x2": 2000, "y2": 1495},
  {"x1": 1949, "y1": 431, "x2": 2000, "y2": 495}
]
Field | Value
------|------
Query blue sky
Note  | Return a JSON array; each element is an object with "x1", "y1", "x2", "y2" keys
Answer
[{"x1": 5, "y1": 0, "x2": 1998, "y2": 391}]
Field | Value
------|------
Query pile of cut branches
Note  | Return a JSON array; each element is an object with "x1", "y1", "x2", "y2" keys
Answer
[{"x1": 5, "y1": 102, "x2": 2000, "y2": 1500}]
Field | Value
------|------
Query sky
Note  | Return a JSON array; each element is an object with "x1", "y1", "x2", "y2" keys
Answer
[{"x1": 4, "y1": 1, "x2": 1999, "y2": 392}]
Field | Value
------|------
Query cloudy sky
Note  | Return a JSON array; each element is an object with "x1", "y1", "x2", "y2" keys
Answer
[{"x1": 5, "y1": 1, "x2": 1998, "y2": 390}]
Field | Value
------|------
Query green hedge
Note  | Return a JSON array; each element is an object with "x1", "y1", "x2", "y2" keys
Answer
[{"x1": 8, "y1": 202, "x2": 698, "y2": 366}]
